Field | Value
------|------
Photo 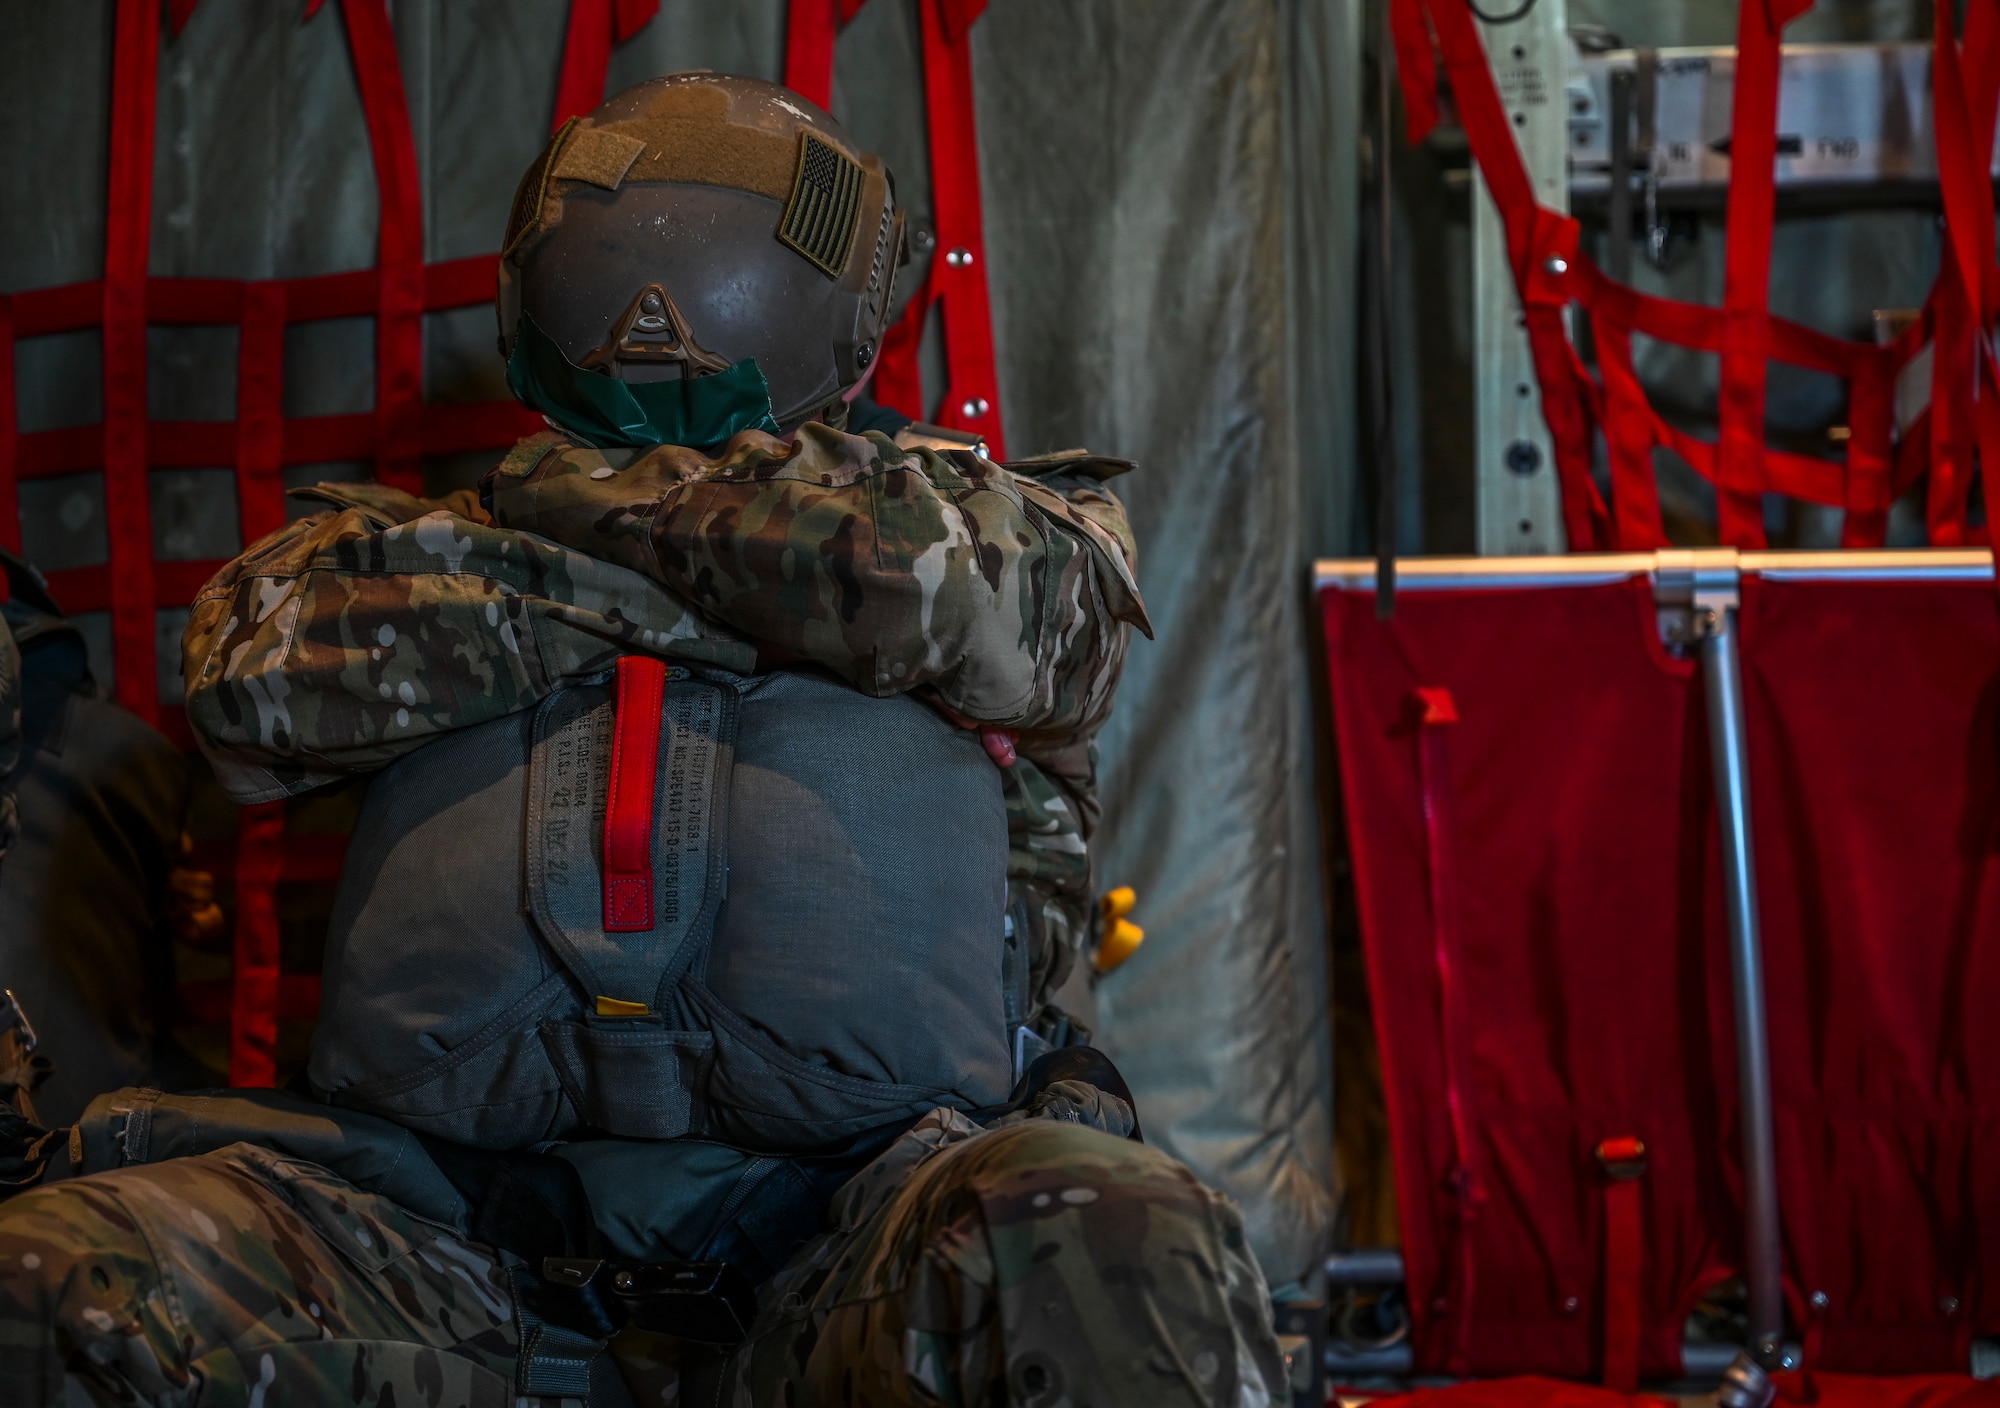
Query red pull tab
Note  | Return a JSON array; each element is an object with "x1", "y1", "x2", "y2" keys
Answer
[
  {"x1": 603, "y1": 655, "x2": 665, "y2": 933},
  {"x1": 1412, "y1": 686, "x2": 1460, "y2": 727}
]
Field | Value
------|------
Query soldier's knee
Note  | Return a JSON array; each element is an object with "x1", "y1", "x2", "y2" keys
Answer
[{"x1": 0, "y1": 1177, "x2": 164, "y2": 1402}]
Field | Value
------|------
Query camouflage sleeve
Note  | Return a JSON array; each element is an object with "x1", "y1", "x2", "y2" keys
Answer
[
  {"x1": 484, "y1": 423, "x2": 1152, "y2": 734},
  {"x1": 181, "y1": 483, "x2": 754, "y2": 803},
  {"x1": 1007, "y1": 735, "x2": 1100, "y2": 1013}
]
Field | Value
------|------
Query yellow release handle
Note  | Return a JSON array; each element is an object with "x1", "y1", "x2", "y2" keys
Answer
[
  {"x1": 1094, "y1": 886, "x2": 1145, "y2": 974},
  {"x1": 595, "y1": 996, "x2": 650, "y2": 1017}
]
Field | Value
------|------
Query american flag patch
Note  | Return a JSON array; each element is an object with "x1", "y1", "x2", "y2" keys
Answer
[{"x1": 778, "y1": 131, "x2": 864, "y2": 278}]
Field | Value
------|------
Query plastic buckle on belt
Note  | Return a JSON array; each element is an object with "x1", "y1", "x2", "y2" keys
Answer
[
  {"x1": 1595, "y1": 1135, "x2": 1648, "y2": 1181},
  {"x1": 543, "y1": 1257, "x2": 757, "y2": 1347}
]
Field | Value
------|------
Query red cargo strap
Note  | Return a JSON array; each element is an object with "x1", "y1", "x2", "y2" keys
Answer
[
  {"x1": 1716, "y1": 0, "x2": 1811, "y2": 549},
  {"x1": 1595, "y1": 1135, "x2": 1648, "y2": 1392},
  {"x1": 783, "y1": 0, "x2": 867, "y2": 110},
  {"x1": 228, "y1": 802, "x2": 287, "y2": 1087},
  {"x1": 1932, "y1": 0, "x2": 2000, "y2": 550},
  {"x1": 235, "y1": 281, "x2": 288, "y2": 545},
  {"x1": 0, "y1": 296, "x2": 16, "y2": 554},
  {"x1": 552, "y1": 0, "x2": 661, "y2": 130},
  {"x1": 1413, "y1": 686, "x2": 1482, "y2": 1374},
  {"x1": 341, "y1": 0, "x2": 425, "y2": 493},
  {"x1": 106, "y1": 0, "x2": 161, "y2": 722},
  {"x1": 604, "y1": 656, "x2": 666, "y2": 933}
]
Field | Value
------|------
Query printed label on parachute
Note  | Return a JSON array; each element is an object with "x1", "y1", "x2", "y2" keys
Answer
[
  {"x1": 655, "y1": 681, "x2": 724, "y2": 932},
  {"x1": 528, "y1": 677, "x2": 732, "y2": 1005}
]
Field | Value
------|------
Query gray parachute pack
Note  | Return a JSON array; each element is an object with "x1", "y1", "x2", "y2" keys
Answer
[{"x1": 311, "y1": 664, "x2": 1015, "y2": 1153}]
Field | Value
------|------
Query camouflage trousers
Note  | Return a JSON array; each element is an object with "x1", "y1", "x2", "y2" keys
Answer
[
  {"x1": 0, "y1": 1109, "x2": 1284, "y2": 1406},
  {"x1": 0, "y1": 1140, "x2": 525, "y2": 1406}
]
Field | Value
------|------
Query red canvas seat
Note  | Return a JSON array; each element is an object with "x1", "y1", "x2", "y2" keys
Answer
[
  {"x1": 1322, "y1": 573, "x2": 1740, "y2": 1382},
  {"x1": 1322, "y1": 560, "x2": 2000, "y2": 1381}
]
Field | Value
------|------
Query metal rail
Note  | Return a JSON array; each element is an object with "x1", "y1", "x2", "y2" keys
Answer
[{"x1": 1313, "y1": 547, "x2": 1995, "y2": 592}]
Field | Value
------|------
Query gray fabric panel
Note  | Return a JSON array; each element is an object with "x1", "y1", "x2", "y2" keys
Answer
[
  {"x1": 311, "y1": 708, "x2": 570, "y2": 1114},
  {"x1": 956, "y1": 0, "x2": 1340, "y2": 1288},
  {"x1": 705, "y1": 670, "x2": 1012, "y2": 1107}
]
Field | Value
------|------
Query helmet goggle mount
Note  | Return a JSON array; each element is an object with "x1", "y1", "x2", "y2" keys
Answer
[{"x1": 577, "y1": 285, "x2": 733, "y2": 382}]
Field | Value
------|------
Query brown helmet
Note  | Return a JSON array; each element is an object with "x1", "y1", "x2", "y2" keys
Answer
[{"x1": 497, "y1": 73, "x2": 905, "y2": 442}]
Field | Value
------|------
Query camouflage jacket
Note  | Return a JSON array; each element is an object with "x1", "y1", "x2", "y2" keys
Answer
[{"x1": 184, "y1": 424, "x2": 1149, "y2": 1010}]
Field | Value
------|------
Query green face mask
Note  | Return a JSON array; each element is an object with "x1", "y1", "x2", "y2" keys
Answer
[{"x1": 505, "y1": 311, "x2": 781, "y2": 450}]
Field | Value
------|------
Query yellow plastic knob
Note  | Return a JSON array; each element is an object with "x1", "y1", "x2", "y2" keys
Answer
[{"x1": 1094, "y1": 886, "x2": 1144, "y2": 973}]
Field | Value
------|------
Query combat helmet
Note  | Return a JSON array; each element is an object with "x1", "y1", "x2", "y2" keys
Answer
[{"x1": 497, "y1": 73, "x2": 906, "y2": 445}]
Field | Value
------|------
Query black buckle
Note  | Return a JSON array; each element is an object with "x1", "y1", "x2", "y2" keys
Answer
[{"x1": 542, "y1": 1258, "x2": 757, "y2": 1346}]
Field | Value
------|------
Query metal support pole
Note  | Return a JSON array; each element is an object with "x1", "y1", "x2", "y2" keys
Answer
[{"x1": 1696, "y1": 599, "x2": 1785, "y2": 1371}]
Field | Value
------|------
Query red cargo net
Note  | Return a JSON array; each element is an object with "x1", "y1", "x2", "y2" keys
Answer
[
  {"x1": 0, "y1": 0, "x2": 667, "y2": 1085},
  {"x1": 1, "y1": 0, "x2": 999, "y2": 1087},
  {"x1": 1390, "y1": 0, "x2": 2000, "y2": 550}
]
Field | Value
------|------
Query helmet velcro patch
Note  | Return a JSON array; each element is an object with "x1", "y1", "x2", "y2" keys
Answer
[
  {"x1": 552, "y1": 125, "x2": 648, "y2": 191},
  {"x1": 504, "y1": 117, "x2": 579, "y2": 260},
  {"x1": 778, "y1": 131, "x2": 864, "y2": 278}
]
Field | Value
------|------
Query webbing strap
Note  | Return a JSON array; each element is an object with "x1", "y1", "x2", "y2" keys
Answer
[
  {"x1": 342, "y1": 0, "x2": 425, "y2": 494},
  {"x1": 552, "y1": 0, "x2": 661, "y2": 131},
  {"x1": 554, "y1": 0, "x2": 614, "y2": 128},
  {"x1": 510, "y1": 1266, "x2": 604, "y2": 1399},
  {"x1": 0, "y1": 298, "x2": 16, "y2": 554},
  {"x1": 1413, "y1": 686, "x2": 1481, "y2": 1375},
  {"x1": 1840, "y1": 357, "x2": 1895, "y2": 548},
  {"x1": 1595, "y1": 1135, "x2": 1647, "y2": 1392},
  {"x1": 1931, "y1": 0, "x2": 2000, "y2": 550},
  {"x1": 228, "y1": 803, "x2": 286, "y2": 1087},
  {"x1": 106, "y1": 0, "x2": 161, "y2": 724},
  {"x1": 782, "y1": 0, "x2": 867, "y2": 109},
  {"x1": 235, "y1": 281, "x2": 288, "y2": 545},
  {"x1": 1716, "y1": 0, "x2": 1811, "y2": 550},
  {"x1": 1593, "y1": 311, "x2": 1668, "y2": 549},
  {"x1": 604, "y1": 655, "x2": 666, "y2": 933}
]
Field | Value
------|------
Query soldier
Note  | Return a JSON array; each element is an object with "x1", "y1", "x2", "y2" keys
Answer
[{"x1": 0, "y1": 75, "x2": 1286, "y2": 1406}]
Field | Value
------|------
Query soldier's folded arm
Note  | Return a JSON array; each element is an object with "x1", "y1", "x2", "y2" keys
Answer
[{"x1": 483, "y1": 425, "x2": 1153, "y2": 735}]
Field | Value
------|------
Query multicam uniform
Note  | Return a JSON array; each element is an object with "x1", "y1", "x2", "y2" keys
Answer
[
  {"x1": 0, "y1": 423, "x2": 1287, "y2": 1405},
  {"x1": 184, "y1": 423, "x2": 1148, "y2": 1021},
  {"x1": 0, "y1": 1081, "x2": 1281, "y2": 1406}
]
